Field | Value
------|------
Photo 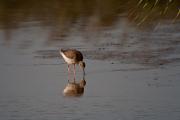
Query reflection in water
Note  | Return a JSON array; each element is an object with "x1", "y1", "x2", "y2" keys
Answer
[{"x1": 63, "y1": 77, "x2": 86, "y2": 97}]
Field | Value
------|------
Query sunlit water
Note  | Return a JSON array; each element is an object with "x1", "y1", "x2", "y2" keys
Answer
[{"x1": 0, "y1": 0, "x2": 180, "y2": 120}]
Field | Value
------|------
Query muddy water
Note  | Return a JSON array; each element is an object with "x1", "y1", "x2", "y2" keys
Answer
[{"x1": 0, "y1": 0, "x2": 180, "y2": 120}]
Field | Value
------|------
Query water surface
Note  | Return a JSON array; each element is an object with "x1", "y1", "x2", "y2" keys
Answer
[{"x1": 0, "y1": 0, "x2": 180, "y2": 120}]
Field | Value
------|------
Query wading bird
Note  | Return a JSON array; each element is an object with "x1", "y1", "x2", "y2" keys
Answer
[{"x1": 60, "y1": 49, "x2": 85, "y2": 76}]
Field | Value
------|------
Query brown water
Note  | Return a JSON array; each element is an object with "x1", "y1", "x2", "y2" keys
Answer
[{"x1": 0, "y1": 0, "x2": 180, "y2": 120}]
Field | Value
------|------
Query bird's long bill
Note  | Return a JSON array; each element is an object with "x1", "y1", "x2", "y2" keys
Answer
[{"x1": 83, "y1": 69, "x2": 86, "y2": 77}]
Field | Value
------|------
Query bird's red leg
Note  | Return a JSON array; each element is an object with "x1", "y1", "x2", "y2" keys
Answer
[
  {"x1": 73, "y1": 64, "x2": 76, "y2": 78},
  {"x1": 67, "y1": 64, "x2": 70, "y2": 73},
  {"x1": 73, "y1": 74, "x2": 75, "y2": 83},
  {"x1": 67, "y1": 64, "x2": 70, "y2": 81}
]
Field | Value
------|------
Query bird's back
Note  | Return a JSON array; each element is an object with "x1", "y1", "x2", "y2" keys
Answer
[{"x1": 60, "y1": 49, "x2": 83, "y2": 63}]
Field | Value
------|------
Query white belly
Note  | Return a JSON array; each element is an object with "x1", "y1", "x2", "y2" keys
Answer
[{"x1": 60, "y1": 52, "x2": 75, "y2": 64}]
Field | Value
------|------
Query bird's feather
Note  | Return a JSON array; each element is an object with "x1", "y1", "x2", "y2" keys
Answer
[{"x1": 60, "y1": 49, "x2": 83, "y2": 63}]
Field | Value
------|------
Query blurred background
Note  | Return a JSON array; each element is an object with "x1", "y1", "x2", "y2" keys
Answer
[{"x1": 0, "y1": 0, "x2": 179, "y2": 65}]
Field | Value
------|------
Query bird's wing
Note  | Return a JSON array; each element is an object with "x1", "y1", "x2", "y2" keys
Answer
[
  {"x1": 63, "y1": 50, "x2": 76, "y2": 59},
  {"x1": 62, "y1": 49, "x2": 83, "y2": 61}
]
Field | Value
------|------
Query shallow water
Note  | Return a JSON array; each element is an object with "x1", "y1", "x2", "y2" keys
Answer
[{"x1": 0, "y1": 0, "x2": 180, "y2": 120}]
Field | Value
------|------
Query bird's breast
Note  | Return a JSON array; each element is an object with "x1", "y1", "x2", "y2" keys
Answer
[{"x1": 61, "y1": 52, "x2": 75, "y2": 64}]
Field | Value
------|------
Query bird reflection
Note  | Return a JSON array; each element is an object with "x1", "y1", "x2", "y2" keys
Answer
[{"x1": 63, "y1": 76, "x2": 86, "y2": 97}]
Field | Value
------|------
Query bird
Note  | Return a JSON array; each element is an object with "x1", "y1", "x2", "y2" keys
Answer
[{"x1": 60, "y1": 49, "x2": 86, "y2": 76}]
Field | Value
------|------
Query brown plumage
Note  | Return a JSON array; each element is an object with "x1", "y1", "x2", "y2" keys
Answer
[
  {"x1": 60, "y1": 49, "x2": 86, "y2": 76},
  {"x1": 60, "y1": 49, "x2": 83, "y2": 64}
]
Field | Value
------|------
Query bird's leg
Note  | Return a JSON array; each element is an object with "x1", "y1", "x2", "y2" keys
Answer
[
  {"x1": 73, "y1": 75, "x2": 75, "y2": 83},
  {"x1": 67, "y1": 64, "x2": 70, "y2": 81},
  {"x1": 83, "y1": 68, "x2": 85, "y2": 77},
  {"x1": 67, "y1": 64, "x2": 70, "y2": 74},
  {"x1": 73, "y1": 64, "x2": 76, "y2": 78}
]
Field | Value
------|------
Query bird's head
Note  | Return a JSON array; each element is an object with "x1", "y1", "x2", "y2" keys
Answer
[{"x1": 79, "y1": 61, "x2": 85, "y2": 69}]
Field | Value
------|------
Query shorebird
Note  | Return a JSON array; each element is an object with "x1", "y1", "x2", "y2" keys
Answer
[{"x1": 60, "y1": 49, "x2": 86, "y2": 76}]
